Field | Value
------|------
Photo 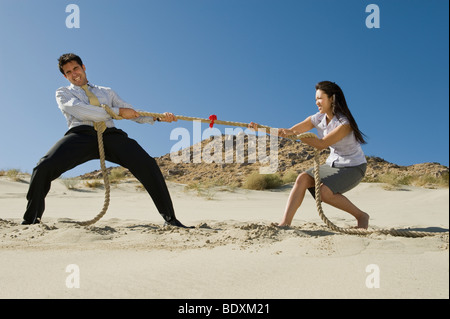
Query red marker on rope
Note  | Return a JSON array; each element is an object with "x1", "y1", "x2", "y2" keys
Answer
[{"x1": 209, "y1": 114, "x2": 217, "y2": 128}]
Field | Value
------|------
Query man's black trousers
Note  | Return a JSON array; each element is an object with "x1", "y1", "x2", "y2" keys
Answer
[{"x1": 23, "y1": 125, "x2": 176, "y2": 224}]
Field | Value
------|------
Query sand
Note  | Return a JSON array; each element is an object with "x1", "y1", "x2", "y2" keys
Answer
[{"x1": 0, "y1": 175, "x2": 448, "y2": 299}]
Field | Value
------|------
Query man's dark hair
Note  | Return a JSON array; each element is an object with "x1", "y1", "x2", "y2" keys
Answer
[{"x1": 58, "y1": 53, "x2": 83, "y2": 75}]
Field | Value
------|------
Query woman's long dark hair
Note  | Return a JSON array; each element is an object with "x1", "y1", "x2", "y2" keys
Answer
[{"x1": 315, "y1": 81, "x2": 367, "y2": 144}]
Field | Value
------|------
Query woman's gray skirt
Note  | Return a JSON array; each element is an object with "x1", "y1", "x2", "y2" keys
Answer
[{"x1": 305, "y1": 163, "x2": 367, "y2": 198}]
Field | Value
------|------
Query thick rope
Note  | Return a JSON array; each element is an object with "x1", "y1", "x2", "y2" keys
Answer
[
  {"x1": 310, "y1": 151, "x2": 445, "y2": 237},
  {"x1": 75, "y1": 127, "x2": 111, "y2": 226},
  {"x1": 75, "y1": 107, "x2": 448, "y2": 237}
]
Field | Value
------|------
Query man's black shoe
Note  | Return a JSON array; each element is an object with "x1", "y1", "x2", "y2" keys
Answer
[
  {"x1": 21, "y1": 218, "x2": 40, "y2": 225},
  {"x1": 164, "y1": 219, "x2": 194, "y2": 228}
]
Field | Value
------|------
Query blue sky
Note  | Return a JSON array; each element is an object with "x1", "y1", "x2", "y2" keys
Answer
[{"x1": 0, "y1": 0, "x2": 448, "y2": 178}]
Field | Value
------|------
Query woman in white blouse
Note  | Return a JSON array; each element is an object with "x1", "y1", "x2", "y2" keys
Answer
[{"x1": 249, "y1": 81, "x2": 369, "y2": 229}]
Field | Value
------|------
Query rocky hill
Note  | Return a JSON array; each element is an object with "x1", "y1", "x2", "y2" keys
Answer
[{"x1": 79, "y1": 134, "x2": 449, "y2": 189}]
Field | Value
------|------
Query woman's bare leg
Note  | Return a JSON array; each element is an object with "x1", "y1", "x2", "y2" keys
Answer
[
  {"x1": 278, "y1": 173, "x2": 314, "y2": 226},
  {"x1": 320, "y1": 185, "x2": 370, "y2": 229}
]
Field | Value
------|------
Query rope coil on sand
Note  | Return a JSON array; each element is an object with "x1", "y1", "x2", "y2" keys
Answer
[{"x1": 74, "y1": 106, "x2": 447, "y2": 237}]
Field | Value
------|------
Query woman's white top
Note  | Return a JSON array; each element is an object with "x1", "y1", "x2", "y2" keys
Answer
[{"x1": 310, "y1": 112, "x2": 366, "y2": 167}]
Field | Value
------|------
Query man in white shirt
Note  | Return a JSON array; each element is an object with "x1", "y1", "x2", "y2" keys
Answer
[{"x1": 22, "y1": 53, "x2": 191, "y2": 228}]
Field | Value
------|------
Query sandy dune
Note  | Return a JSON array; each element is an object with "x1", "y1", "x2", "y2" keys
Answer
[{"x1": 0, "y1": 176, "x2": 448, "y2": 299}]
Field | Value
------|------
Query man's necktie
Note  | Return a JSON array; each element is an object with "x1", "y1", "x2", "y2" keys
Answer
[{"x1": 81, "y1": 84, "x2": 107, "y2": 133}]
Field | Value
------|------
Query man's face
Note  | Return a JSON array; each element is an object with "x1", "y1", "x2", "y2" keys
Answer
[{"x1": 62, "y1": 60, "x2": 88, "y2": 86}]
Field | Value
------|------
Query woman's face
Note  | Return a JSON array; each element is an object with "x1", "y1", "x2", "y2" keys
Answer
[{"x1": 315, "y1": 89, "x2": 333, "y2": 115}]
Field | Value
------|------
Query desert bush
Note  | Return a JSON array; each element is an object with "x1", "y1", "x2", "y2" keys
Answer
[
  {"x1": 184, "y1": 181, "x2": 216, "y2": 200},
  {"x1": 6, "y1": 169, "x2": 22, "y2": 182},
  {"x1": 109, "y1": 167, "x2": 127, "y2": 183},
  {"x1": 282, "y1": 170, "x2": 298, "y2": 184},
  {"x1": 60, "y1": 177, "x2": 79, "y2": 190},
  {"x1": 375, "y1": 172, "x2": 448, "y2": 190},
  {"x1": 84, "y1": 180, "x2": 103, "y2": 188},
  {"x1": 243, "y1": 172, "x2": 283, "y2": 190},
  {"x1": 410, "y1": 172, "x2": 449, "y2": 188}
]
